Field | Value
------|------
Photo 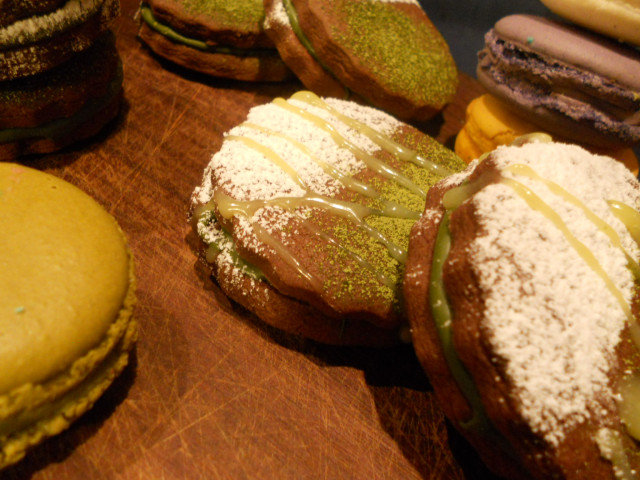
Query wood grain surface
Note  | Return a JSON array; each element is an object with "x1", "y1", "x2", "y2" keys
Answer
[{"x1": 2, "y1": 2, "x2": 494, "y2": 479}]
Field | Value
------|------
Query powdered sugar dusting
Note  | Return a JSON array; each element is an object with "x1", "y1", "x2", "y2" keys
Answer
[
  {"x1": 469, "y1": 142, "x2": 640, "y2": 445},
  {"x1": 264, "y1": 0, "x2": 289, "y2": 29},
  {"x1": 193, "y1": 96, "x2": 400, "y2": 206},
  {"x1": 192, "y1": 94, "x2": 403, "y2": 274},
  {"x1": 0, "y1": 0, "x2": 105, "y2": 48}
]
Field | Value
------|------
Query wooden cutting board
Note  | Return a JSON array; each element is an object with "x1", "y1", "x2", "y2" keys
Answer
[{"x1": 2, "y1": 2, "x2": 493, "y2": 478}]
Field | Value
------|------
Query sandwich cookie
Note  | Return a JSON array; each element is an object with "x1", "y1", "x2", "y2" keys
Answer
[
  {"x1": 455, "y1": 94, "x2": 639, "y2": 175},
  {"x1": 0, "y1": 163, "x2": 136, "y2": 469},
  {"x1": 138, "y1": 0, "x2": 291, "y2": 82},
  {"x1": 404, "y1": 139, "x2": 640, "y2": 478},
  {"x1": 191, "y1": 90, "x2": 464, "y2": 345},
  {"x1": 0, "y1": 0, "x2": 120, "y2": 81},
  {"x1": 539, "y1": 0, "x2": 640, "y2": 47},
  {"x1": 0, "y1": 32, "x2": 123, "y2": 160},
  {"x1": 263, "y1": 0, "x2": 458, "y2": 122},
  {"x1": 477, "y1": 15, "x2": 640, "y2": 149}
]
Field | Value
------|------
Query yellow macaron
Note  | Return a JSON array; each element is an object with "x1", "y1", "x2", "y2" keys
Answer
[
  {"x1": 455, "y1": 94, "x2": 639, "y2": 175},
  {"x1": 0, "y1": 163, "x2": 136, "y2": 469}
]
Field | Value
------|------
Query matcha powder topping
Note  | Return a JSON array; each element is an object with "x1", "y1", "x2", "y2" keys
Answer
[
  {"x1": 332, "y1": 0, "x2": 457, "y2": 106},
  {"x1": 180, "y1": 0, "x2": 264, "y2": 28}
]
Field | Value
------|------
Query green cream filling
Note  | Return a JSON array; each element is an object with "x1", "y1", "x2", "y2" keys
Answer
[
  {"x1": 139, "y1": 4, "x2": 273, "y2": 56},
  {"x1": 0, "y1": 63, "x2": 122, "y2": 145},
  {"x1": 197, "y1": 210, "x2": 265, "y2": 281},
  {"x1": 281, "y1": 0, "x2": 348, "y2": 94},
  {"x1": 431, "y1": 197, "x2": 517, "y2": 461},
  {"x1": 430, "y1": 211, "x2": 491, "y2": 433}
]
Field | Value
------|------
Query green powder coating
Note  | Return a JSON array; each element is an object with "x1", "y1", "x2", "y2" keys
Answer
[
  {"x1": 315, "y1": 131, "x2": 464, "y2": 309},
  {"x1": 321, "y1": 220, "x2": 398, "y2": 307},
  {"x1": 329, "y1": 0, "x2": 457, "y2": 106},
  {"x1": 179, "y1": 0, "x2": 264, "y2": 29}
]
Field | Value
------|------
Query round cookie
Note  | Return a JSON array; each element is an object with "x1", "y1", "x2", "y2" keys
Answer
[
  {"x1": 404, "y1": 140, "x2": 640, "y2": 478},
  {"x1": 455, "y1": 94, "x2": 639, "y2": 174},
  {"x1": 191, "y1": 90, "x2": 465, "y2": 345},
  {"x1": 0, "y1": 0, "x2": 120, "y2": 81},
  {"x1": 138, "y1": 0, "x2": 291, "y2": 82},
  {"x1": 263, "y1": 0, "x2": 458, "y2": 122},
  {"x1": 0, "y1": 163, "x2": 137, "y2": 469},
  {"x1": 477, "y1": 15, "x2": 640, "y2": 149},
  {"x1": 0, "y1": 32, "x2": 123, "y2": 161},
  {"x1": 540, "y1": 0, "x2": 640, "y2": 46}
]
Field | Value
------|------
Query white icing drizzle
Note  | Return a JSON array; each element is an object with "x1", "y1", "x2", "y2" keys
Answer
[
  {"x1": 468, "y1": 142, "x2": 640, "y2": 446},
  {"x1": 192, "y1": 93, "x2": 418, "y2": 293}
]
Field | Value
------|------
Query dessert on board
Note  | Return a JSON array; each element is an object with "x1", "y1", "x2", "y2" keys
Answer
[
  {"x1": 404, "y1": 138, "x2": 640, "y2": 479},
  {"x1": 190, "y1": 90, "x2": 464, "y2": 345}
]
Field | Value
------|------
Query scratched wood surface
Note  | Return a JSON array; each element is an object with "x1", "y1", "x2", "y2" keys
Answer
[{"x1": 2, "y1": 2, "x2": 492, "y2": 479}]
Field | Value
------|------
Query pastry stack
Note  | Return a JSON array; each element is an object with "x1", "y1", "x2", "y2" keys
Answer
[
  {"x1": 455, "y1": 4, "x2": 640, "y2": 174},
  {"x1": 0, "y1": 0, "x2": 124, "y2": 160}
]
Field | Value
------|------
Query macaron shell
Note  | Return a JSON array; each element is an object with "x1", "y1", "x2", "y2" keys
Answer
[
  {"x1": 477, "y1": 15, "x2": 640, "y2": 148},
  {"x1": 493, "y1": 14, "x2": 640, "y2": 90},
  {"x1": 455, "y1": 94, "x2": 538, "y2": 162},
  {"x1": 0, "y1": 164, "x2": 131, "y2": 394},
  {"x1": 539, "y1": 0, "x2": 640, "y2": 46}
]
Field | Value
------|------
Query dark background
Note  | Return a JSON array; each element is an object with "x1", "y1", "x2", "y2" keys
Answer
[{"x1": 418, "y1": 0, "x2": 552, "y2": 75}]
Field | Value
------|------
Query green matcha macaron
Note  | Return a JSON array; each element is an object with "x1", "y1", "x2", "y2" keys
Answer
[{"x1": 0, "y1": 163, "x2": 136, "y2": 469}]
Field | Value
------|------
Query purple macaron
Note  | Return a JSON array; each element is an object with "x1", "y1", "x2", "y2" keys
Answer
[{"x1": 477, "y1": 14, "x2": 640, "y2": 148}]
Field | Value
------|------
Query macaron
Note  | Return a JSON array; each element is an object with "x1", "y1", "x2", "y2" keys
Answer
[
  {"x1": 0, "y1": 32, "x2": 123, "y2": 161},
  {"x1": 0, "y1": 163, "x2": 136, "y2": 469},
  {"x1": 137, "y1": 0, "x2": 292, "y2": 82},
  {"x1": 539, "y1": 0, "x2": 640, "y2": 46},
  {"x1": 455, "y1": 94, "x2": 639, "y2": 175},
  {"x1": 404, "y1": 139, "x2": 640, "y2": 478},
  {"x1": 263, "y1": 0, "x2": 458, "y2": 122},
  {"x1": 477, "y1": 14, "x2": 640, "y2": 149},
  {"x1": 191, "y1": 90, "x2": 464, "y2": 345},
  {"x1": 0, "y1": 0, "x2": 120, "y2": 81}
]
